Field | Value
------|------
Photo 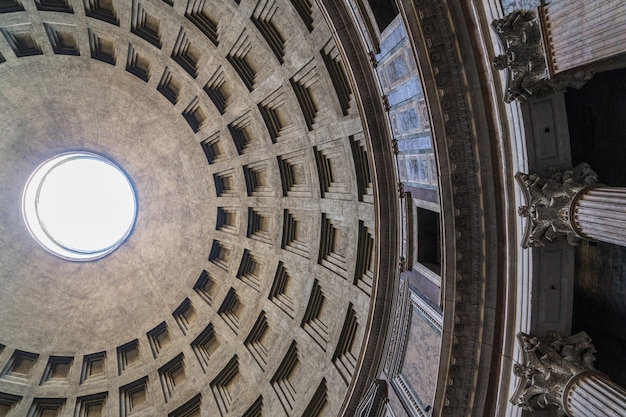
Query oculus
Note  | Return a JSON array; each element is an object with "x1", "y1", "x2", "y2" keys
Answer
[{"x1": 22, "y1": 152, "x2": 137, "y2": 261}]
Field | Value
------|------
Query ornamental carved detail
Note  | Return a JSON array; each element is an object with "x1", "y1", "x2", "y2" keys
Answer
[
  {"x1": 492, "y1": 10, "x2": 594, "y2": 103},
  {"x1": 397, "y1": 182, "x2": 405, "y2": 197},
  {"x1": 391, "y1": 139, "x2": 399, "y2": 155},
  {"x1": 511, "y1": 331, "x2": 596, "y2": 414},
  {"x1": 399, "y1": 256, "x2": 406, "y2": 272},
  {"x1": 516, "y1": 163, "x2": 598, "y2": 248}
]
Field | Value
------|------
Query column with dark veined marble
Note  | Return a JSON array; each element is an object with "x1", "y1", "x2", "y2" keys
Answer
[{"x1": 511, "y1": 331, "x2": 626, "y2": 417}]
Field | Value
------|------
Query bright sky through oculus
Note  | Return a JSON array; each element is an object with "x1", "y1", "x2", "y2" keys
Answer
[{"x1": 23, "y1": 152, "x2": 137, "y2": 261}]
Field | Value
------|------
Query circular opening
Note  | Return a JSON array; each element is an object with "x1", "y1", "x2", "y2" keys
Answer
[{"x1": 22, "y1": 152, "x2": 137, "y2": 261}]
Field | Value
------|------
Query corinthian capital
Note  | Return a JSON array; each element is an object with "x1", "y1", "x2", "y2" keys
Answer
[
  {"x1": 492, "y1": 10, "x2": 594, "y2": 102},
  {"x1": 511, "y1": 331, "x2": 597, "y2": 413},
  {"x1": 516, "y1": 163, "x2": 598, "y2": 248}
]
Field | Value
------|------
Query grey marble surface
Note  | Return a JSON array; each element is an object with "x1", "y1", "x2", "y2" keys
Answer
[{"x1": 501, "y1": 0, "x2": 542, "y2": 13}]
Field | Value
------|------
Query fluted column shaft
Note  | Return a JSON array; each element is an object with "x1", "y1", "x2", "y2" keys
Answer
[
  {"x1": 573, "y1": 187, "x2": 626, "y2": 246},
  {"x1": 542, "y1": 0, "x2": 626, "y2": 74},
  {"x1": 564, "y1": 370, "x2": 626, "y2": 417}
]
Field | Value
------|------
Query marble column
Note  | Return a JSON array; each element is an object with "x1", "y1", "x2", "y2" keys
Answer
[
  {"x1": 564, "y1": 371, "x2": 626, "y2": 417},
  {"x1": 511, "y1": 331, "x2": 626, "y2": 416},
  {"x1": 516, "y1": 163, "x2": 626, "y2": 248},
  {"x1": 571, "y1": 187, "x2": 626, "y2": 247},
  {"x1": 541, "y1": 0, "x2": 626, "y2": 75}
]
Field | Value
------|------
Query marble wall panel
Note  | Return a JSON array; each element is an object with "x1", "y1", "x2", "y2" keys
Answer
[{"x1": 400, "y1": 303, "x2": 441, "y2": 410}]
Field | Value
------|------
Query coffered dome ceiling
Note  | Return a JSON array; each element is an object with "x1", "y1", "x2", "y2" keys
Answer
[{"x1": 0, "y1": 0, "x2": 393, "y2": 416}]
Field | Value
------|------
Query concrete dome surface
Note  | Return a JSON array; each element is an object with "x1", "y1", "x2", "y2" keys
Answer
[{"x1": 0, "y1": 1, "x2": 391, "y2": 416}]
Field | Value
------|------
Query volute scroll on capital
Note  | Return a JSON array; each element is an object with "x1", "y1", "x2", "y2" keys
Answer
[
  {"x1": 511, "y1": 331, "x2": 597, "y2": 415},
  {"x1": 516, "y1": 163, "x2": 599, "y2": 248},
  {"x1": 491, "y1": 9, "x2": 594, "y2": 103}
]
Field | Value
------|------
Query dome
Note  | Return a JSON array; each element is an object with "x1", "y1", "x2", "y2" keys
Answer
[
  {"x1": 3, "y1": 1, "x2": 623, "y2": 417},
  {"x1": 0, "y1": 1, "x2": 395, "y2": 416}
]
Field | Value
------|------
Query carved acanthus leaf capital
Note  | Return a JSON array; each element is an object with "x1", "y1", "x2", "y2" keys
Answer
[
  {"x1": 516, "y1": 163, "x2": 598, "y2": 248},
  {"x1": 511, "y1": 331, "x2": 597, "y2": 413},
  {"x1": 492, "y1": 10, "x2": 594, "y2": 102}
]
